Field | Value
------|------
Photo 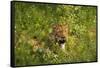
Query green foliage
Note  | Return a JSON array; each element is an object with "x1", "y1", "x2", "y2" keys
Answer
[{"x1": 14, "y1": 2, "x2": 97, "y2": 66}]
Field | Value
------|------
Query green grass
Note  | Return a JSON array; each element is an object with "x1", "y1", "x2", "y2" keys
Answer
[{"x1": 13, "y1": 2, "x2": 97, "y2": 66}]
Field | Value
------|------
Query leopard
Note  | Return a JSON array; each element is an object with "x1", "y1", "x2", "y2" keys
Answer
[{"x1": 50, "y1": 23, "x2": 69, "y2": 50}]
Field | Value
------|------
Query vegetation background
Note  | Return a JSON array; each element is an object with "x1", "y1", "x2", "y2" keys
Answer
[{"x1": 13, "y1": 2, "x2": 97, "y2": 66}]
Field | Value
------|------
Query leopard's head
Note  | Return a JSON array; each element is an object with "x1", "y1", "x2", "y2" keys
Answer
[{"x1": 52, "y1": 23, "x2": 68, "y2": 50}]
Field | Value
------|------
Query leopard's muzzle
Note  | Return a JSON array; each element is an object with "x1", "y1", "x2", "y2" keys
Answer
[{"x1": 58, "y1": 37, "x2": 66, "y2": 44}]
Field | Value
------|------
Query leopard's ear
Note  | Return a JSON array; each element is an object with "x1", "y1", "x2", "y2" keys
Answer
[{"x1": 61, "y1": 23, "x2": 68, "y2": 28}]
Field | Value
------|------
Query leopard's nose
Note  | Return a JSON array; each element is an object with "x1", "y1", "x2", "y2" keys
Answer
[
  {"x1": 58, "y1": 37, "x2": 66, "y2": 44},
  {"x1": 58, "y1": 39, "x2": 66, "y2": 44}
]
